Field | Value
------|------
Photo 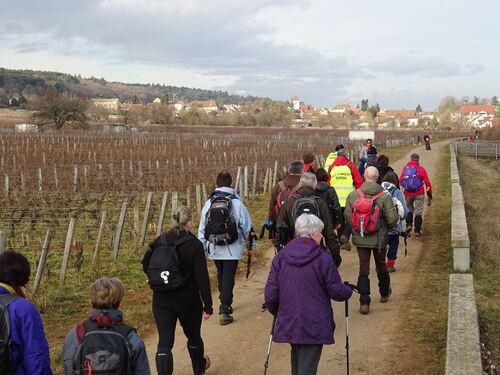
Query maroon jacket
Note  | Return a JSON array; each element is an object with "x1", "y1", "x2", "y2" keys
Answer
[{"x1": 268, "y1": 174, "x2": 301, "y2": 222}]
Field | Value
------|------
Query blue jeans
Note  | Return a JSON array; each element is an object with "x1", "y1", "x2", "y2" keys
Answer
[{"x1": 387, "y1": 234, "x2": 400, "y2": 261}]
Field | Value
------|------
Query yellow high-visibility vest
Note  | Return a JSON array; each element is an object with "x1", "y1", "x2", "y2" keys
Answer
[
  {"x1": 329, "y1": 164, "x2": 354, "y2": 207},
  {"x1": 324, "y1": 152, "x2": 338, "y2": 171}
]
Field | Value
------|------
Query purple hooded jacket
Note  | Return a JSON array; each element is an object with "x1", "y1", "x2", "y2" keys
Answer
[
  {"x1": 0, "y1": 285, "x2": 53, "y2": 375},
  {"x1": 264, "y1": 237, "x2": 352, "y2": 345}
]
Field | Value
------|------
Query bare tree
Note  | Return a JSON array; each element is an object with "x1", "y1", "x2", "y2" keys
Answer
[{"x1": 31, "y1": 90, "x2": 89, "y2": 130}]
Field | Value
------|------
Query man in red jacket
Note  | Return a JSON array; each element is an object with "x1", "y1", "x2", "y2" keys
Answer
[
  {"x1": 399, "y1": 153, "x2": 432, "y2": 236},
  {"x1": 329, "y1": 145, "x2": 363, "y2": 250}
]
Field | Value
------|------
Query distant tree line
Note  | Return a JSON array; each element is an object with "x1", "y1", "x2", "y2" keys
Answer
[{"x1": 0, "y1": 67, "x2": 263, "y2": 107}]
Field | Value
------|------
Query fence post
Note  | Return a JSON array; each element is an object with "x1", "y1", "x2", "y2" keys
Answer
[
  {"x1": 171, "y1": 192, "x2": 178, "y2": 224},
  {"x1": 475, "y1": 143, "x2": 478, "y2": 158},
  {"x1": 244, "y1": 166, "x2": 249, "y2": 199},
  {"x1": 272, "y1": 161, "x2": 278, "y2": 187},
  {"x1": 112, "y1": 201, "x2": 128, "y2": 260},
  {"x1": 73, "y1": 166, "x2": 78, "y2": 193},
  {"x1": 60, "y1": 217, "x2": 76, "y2": 285},
  {"x1": 92, "y1": 210, "x2": 107, "y2": 269},
  {"x1": 33, "y1": 229, "x2": 51, "y2": 294},
  {"x1": 252, "y1": 162, "x2": 257, "y2": 198},
  {"x1": 139, "y1": 192, "x2": 153, "y2": 247},
  {"x1": 38, "y1": 168, "x2": 43, "y2": 192},
  {"x1": 156, "y1": 192, "x2": 169, "y2": 237},
  {"x1": 263, "y1": 168, "x2": 269, "y2": 195},
  {"x1": 0, "y1": 229, "x2": 6, "y2": 254},
  {"x1": 196, "y1": 185, "x2": 202, "y2": 215},
  {"x1": 202, "y1": 184, "x2": 207, "y2": 201},
  {"x1": 4, "y1": 176, "x2": 8, "y2": 198},
  {"x1": 235, "y1": 166, "x2": 242, "y2": 195},
  {"x1": 268, "y1": 167, "x2": 273, "y2": 193},
  {"x1": 186, "y1": 187, "x2": 191, "y2": 208}
]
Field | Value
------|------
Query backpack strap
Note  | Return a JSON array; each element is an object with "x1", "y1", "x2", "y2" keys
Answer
[
  {"x1": 83, "y1": 319, "x2": 135, "y2": 339},
  {"x1": 0, "y1": 294, "x2": 21, "y2": 307}
]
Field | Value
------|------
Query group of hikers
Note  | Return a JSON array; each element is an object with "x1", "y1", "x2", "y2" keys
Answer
[{"x1": 0, "y1": 138, "x2": 433, "y2": 375}]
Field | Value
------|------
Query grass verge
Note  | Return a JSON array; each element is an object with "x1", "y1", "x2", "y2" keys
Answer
[
  {"x1": 387, "y1": 144, "x2": 453, "y2": 374},
  {"x1": 458, "y1": 156, "x2": 500, "y2": 371}
]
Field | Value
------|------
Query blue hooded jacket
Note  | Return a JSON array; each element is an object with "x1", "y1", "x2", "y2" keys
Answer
[{"x1": 0, "y1": 284, "x2": 53, "y2": 375}]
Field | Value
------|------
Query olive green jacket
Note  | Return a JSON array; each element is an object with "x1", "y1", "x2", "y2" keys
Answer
[{"x1": 345, "y1": 182, "x2": 399, "y2": 249}]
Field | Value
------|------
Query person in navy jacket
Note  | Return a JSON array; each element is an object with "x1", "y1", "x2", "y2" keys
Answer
[{"x1": 0, "y1": 251, "x2": 53, "y2": 375}]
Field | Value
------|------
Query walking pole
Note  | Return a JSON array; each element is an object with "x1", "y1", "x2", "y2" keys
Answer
[
  {"x1": 345, "y1": 298, "x2": 350, "y2": 375},
  {"x1": 263, "y1": 315, "x2": 277, "y2": 375}
]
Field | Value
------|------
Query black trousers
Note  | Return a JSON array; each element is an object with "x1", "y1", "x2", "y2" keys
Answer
[
  {"x1": 153, "y1": 300, "x2": 206, "y2": 375},
  {"x1": 338, "y1": 207, "x2": 352, "y2": 240},
  {"x1": 290, "y1": 344, "x2": 323, "y2": 375},
  {"x1": 214, "y1": 259, "x2": 238, "y2": 314}
]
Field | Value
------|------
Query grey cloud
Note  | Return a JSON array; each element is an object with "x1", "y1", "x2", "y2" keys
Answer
[
  {"x1": 0, "y1": 0, "x2": 360, "y2": 104},
  {"x1": 369, "y1": 57, "x2": 484, "y2": 78}
]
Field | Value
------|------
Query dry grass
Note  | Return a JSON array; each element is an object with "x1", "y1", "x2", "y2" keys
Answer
[
  {"x1": 386, "y1": 145, "x2": 452, "y2": 374},
  {"x1": 459, "y1": 156, "x2": 500, "y2": 368}
]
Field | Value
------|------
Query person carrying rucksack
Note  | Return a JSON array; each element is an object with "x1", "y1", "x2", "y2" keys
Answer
[
  {"x1": 277, "y1": 172, "x2": 342, "y2": 267},
  {"x1": 358, "y1": 146, "x2": 378, "y2": 177},
  {"x1": 345, "y1": 167, "x2": 399, "y2": 315},
  {"x1": 0, "y1": 251, "x2": 52, "y2": 375},
  {"x1": 423, "y1": 134, "x2": 431, "y2": 150},
  {"x1": 328, "y1": 145, "x2": 363, "y2": 251},
  {"x1": 381, "y1": 171, "x2": 409, "y2": 273},
  {"x1": 264, "y1": 214, "x2": 353, "y2": 375},
  {"x1": 266, "y1": 160, "x2": 304, "y2": 239},
  {"x1": 142, "y1": 206, "x2": 212, "y2": 375},
  {"x1": 314, "y1": 168, "x2": 342, "y2": 228},
  {"x1": 63, "y1": 277, "x2": 150, "y2": 375},
  {"x1": 303, "y1": 152, "x2": 317, "y2": 173},
  {"x1": 399, "y1": 153, "x2": 432, "y2": 236},
  {"x1": 198, "y1": 171, "x2": 254, "y2": 325}
]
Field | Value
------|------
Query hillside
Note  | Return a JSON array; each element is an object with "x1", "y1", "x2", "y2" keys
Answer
[{"x1": 0, "y1": 67, "x2": 262, "y2": 105}]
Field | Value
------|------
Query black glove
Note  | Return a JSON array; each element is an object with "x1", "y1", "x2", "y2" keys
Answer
[
  {"x1": 427, "y1": 192, "x2": 433, "y2": 200},
  {"x1": 333, "y1": 254, "x2": 342, "y2": 268}
]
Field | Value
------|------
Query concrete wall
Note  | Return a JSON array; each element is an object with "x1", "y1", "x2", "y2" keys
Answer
[
  {"x1": 446, "y1": 145, "x2": 483, "y2": 375},
  {"x1": 450, "y1": 145, "x2": 470, "y2": 271},
  {"x1": 445, "y1": 274, "x2": 483, "y2": 375}
]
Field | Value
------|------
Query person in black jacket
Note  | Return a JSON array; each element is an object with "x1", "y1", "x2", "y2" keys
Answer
[
  {"x1": 142, "y1": 206, "x2": 213, "y2": 375},
  {"x1": 315, "y1": 168, "x2": 342, "y2": 229},
  {"x1": 376, "y1": 155, "x2": 395, "y2": 185}
]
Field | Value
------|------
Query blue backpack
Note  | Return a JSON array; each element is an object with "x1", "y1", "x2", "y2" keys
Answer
[{"x1": 401, "y1": 166, "x2": 423, "y2": 192}]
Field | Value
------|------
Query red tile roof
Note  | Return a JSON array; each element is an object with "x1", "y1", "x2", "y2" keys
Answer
[
  {"x1": 460, "y1": 105, "x2": 494, "y2": 115},
  {"x1": 382, "y1": 109, "x2": 417, "y2": 119}
]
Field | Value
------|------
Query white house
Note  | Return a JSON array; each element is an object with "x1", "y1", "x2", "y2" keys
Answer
[{"x1": 291, "y1": 96, "x2": 300, "y2": 111}]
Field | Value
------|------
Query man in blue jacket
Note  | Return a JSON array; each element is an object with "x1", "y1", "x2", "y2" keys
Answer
[
  {"x1": 198, "y1": 171, "x2": 254, "y2": 325},
  {"x1": 0, "y1": 251, "x2": 53, "y2": 375}
]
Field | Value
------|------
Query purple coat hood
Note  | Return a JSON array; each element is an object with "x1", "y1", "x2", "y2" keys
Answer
[{"x1": 264, "y1": 237, "x2": 352, "y2": 345}]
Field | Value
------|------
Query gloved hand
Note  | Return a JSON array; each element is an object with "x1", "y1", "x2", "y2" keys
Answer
[
  {"x1": 333, "y1": 254, "x2": 342, "y2": 268},
  {"x1": 427, "y1": 192, "x2": 433, "y2": 200}
]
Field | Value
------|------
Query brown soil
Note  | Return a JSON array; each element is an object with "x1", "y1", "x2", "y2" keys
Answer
[{"x1": 144, "y1": 141, "x2": 448, "y2": 374}]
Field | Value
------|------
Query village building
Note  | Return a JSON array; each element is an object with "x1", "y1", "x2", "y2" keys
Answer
[
  {"x1": 187, "y1": 100, "x2": 219, "y2": 113},
  {"x1": 92, "y1": 98, "x2": 121, "y2": 113}
]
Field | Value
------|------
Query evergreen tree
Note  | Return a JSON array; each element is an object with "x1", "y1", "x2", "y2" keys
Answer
[{"x1": 416, "y1": 104, "x2": 423, "y2": 113}]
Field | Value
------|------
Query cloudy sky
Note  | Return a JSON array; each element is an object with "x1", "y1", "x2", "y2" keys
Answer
[{"x1": 1, "y1": 0, "x2": 499, "y2": 109}]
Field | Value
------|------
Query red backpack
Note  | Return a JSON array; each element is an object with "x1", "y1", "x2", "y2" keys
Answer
[
  {"x1": 274, "y1": 181, "x2": 300, "y2": 218},
  {"x1": 351, "y1": 189, "x2": 385, "y2": 237}
]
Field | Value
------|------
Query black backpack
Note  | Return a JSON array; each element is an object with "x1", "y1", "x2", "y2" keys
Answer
[
  {"x1": 204, "y1": 192, "x2": 239, "y2": 246},
  {"x1": 75, "y1": 319, "x2": 134, "y2": 375},
  {"x1": 0, "y1": 294, "x2": 20, "y2": 375},
  {"x1": 291, "y1": 195, "x2": 321, "y2": 223},
  {"x1": 146, "y1": 235, "x2": 191, "y2": 291}
]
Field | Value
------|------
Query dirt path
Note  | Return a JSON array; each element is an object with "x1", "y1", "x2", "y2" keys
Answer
[{"x1": 144, "y1": 141, "x2": 448, "y2": 374}]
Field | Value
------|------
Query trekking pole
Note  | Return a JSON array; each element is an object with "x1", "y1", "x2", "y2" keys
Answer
[
  {"x1": 246, "y1": 227, "x2": 257, "y2": 279},
  {"x1": 343, "y1": 282, "x2": 359, "y2": 375},
  {"x1": 345, "y1": 298, "x2": 350, "y2": 375},
  {"x1": 263, "y1": 315, "x2": 277, "y2": 375}
]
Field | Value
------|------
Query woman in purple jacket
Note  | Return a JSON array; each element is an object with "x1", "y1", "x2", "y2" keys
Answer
[
  {"x1": 265, "y1": 214, "x2": 352, "y2": 375},
  {"x1": 0, "y1": 251, "x2": 53, "y2": 375}
]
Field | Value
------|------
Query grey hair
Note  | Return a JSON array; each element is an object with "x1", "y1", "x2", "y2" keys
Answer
[
  {"x1": 288, "y1": 160, "x2": 305, "y2": 175},
  {"x1": 411, "y1": 153, "x2": 419, "y2": 161},
  {"x1": 171, "y1": 206, "x2": 192, "y2": 233},
  {"x1": 295, "y1": 213, "x2": 324, "y2": 237},
  {"x1": 299, "y1": 172, "x2": 317, "y2": 189}
]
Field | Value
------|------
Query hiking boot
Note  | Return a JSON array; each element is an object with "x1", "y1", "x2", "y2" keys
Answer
[
  {"x1": 380, "y1": 286, "x2": 392, "y2": 303},
  {"x1": 359, "y1": 304, "x2": 370, "y2": 315},
  {"x1": 387, "y1": 265, "x2": 396, "y2": 273},
  {"x1": 340, "y1": 236, "x2": 351, "y2": 251},
  {"x1": 201, "y1": 355, "x2": 210, "y2": 374},
  {"x1": 219, "y1": 314, "x2": 234, "y2": 325}
]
